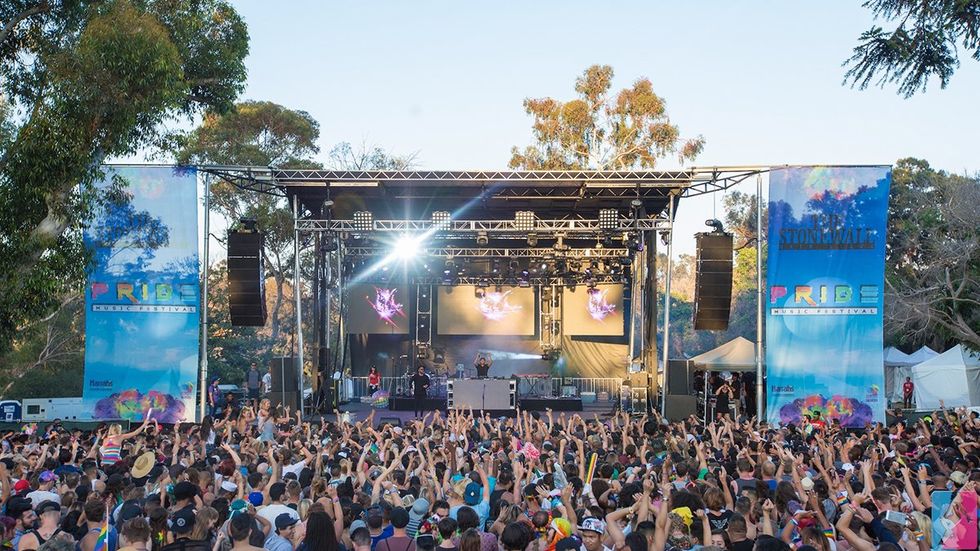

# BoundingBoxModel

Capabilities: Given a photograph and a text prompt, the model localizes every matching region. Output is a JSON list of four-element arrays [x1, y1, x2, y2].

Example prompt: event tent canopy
[[884, 347, 915, 366], [689, 336, 758, 371], [912, 345, 980, 411], [907, 346, 939, 364]]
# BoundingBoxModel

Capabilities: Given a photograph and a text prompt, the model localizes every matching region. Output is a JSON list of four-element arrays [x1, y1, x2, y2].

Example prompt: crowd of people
[[2, 400, 979, 551]]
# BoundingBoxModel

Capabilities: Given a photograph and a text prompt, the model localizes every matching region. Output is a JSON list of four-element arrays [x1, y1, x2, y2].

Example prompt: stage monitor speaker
[[228, 230, 266, 326], [664, 394, 697, 420], [693, 232, 733, 331], [667, 359, 693, 395]]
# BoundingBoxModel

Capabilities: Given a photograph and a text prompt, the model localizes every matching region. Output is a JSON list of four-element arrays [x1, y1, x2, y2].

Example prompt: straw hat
[[131, 451, 156, 479]]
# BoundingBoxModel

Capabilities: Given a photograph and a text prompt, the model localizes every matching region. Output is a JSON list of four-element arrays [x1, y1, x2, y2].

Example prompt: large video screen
[[562, 284, 625, 336], [437, 286, 535, 336], [346, 285, 410, 335]]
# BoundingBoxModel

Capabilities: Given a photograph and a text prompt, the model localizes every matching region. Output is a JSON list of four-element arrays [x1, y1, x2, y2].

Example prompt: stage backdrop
[[437, 286, 535, 336], [83, 166, 200, 423], [766, 166, 891, 428], [346, 284, 410, 335], [562, 284, 625, 336]]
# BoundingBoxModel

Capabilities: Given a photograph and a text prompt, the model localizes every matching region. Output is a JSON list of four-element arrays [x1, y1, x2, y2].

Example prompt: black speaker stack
[[228, 230, 266, 327], [269, 357, 299, 410], [693, 232, 733, 331]]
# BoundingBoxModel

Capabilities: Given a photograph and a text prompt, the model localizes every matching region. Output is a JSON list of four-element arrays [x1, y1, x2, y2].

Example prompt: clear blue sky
[[231, 0, 979, 256]]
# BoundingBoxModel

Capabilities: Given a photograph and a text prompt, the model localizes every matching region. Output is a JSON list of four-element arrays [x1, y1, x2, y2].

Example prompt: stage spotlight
[[527, 233, 538, 247], [515, 211, 536, 231], [432, 210, 451, 228], [598, 209, 619, 230], [625, 233, 643, 252], [353, 211, 373, 231], [492, 259, 500, 274], [476, 230, 489, 246], [392, 234, 420, 261], [601, 235, 616, 249], [705, 218, 725, 233], [519, 269, 530, 287]]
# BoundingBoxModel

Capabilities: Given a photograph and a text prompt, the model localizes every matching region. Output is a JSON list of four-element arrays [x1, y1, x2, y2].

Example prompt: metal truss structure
[[199, 165, 772, 200], [296, 218, 669, 234], [342, 246, 631, 259]]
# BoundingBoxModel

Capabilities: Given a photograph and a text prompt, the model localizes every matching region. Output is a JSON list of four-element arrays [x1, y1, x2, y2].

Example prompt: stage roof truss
[[340, 246, 632, 259], [294, 217, 670, 234]]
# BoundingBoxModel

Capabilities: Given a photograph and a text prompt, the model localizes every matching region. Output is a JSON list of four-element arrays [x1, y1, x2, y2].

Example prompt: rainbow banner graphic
[[82, 166, 200, 423], [765, 166, 891, 428]]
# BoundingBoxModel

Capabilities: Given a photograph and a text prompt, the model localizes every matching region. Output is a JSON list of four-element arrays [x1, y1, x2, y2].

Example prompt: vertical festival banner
[[83, 166, 200, 423], [766, 166, 891, 428]]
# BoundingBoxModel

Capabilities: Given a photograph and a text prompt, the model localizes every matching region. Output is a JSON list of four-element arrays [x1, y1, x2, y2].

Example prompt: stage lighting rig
[[515, 211, 536, 231], [705, 219, 725, 233], [476, 230, 489, 246], [432, 210, 451, 228], [598, 209, 619, 230], [625, 232, 643, 252], [518, 268, 530, 287], [353, 211, 373, 231]]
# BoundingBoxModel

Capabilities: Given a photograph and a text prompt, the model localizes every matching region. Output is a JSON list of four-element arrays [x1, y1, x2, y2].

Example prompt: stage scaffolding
[[197, 167, 770, 417]]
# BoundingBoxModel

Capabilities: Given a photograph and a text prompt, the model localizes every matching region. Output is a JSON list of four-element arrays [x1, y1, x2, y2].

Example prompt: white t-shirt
[[26, 489, 60, 507], [262, 373, 272, 393], [281, 459, 307, 478], [257, 503, 299, 524]]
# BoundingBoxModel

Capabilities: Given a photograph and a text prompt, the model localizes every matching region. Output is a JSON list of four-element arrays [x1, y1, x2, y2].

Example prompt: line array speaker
[[693, 232, 733, 331], [228, 230, 266, 326]]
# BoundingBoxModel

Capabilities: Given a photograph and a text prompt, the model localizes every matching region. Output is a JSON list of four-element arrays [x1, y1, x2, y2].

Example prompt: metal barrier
[[347, 376, 624, 402]]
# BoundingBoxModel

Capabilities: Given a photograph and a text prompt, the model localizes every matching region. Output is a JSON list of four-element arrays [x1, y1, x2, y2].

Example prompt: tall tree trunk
[[270, 273, 284, 351]]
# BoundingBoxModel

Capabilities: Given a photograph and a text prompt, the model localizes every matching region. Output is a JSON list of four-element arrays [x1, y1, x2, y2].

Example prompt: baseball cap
[[39, 470, 57, 483], [579, 517, 606, 534], [171, 507, 196, 534], [248, 491, 264, 507], [464, 482, 481, 506], [12, 480, 29, 493], [349, 519, 367, 536], [950, 471, 968, 486], [36, 501, 61, 515], [410, 498, 430, 523], [275, 513, 299, 531], [800, 477, 814, 492]]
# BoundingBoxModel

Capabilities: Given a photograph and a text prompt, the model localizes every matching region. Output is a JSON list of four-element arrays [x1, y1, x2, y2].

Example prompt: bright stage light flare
[[393, 234, 421, 261]]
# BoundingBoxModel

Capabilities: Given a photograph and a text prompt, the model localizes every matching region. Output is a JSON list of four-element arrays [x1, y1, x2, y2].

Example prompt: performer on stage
[[714, 377, 734, 420], [474, 352, 493, 378], [368, 365, 381, 394], [411, 365, 430, 418]]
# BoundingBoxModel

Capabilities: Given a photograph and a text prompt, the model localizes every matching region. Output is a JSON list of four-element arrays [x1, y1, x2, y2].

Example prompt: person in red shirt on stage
[[368, 365, 381, 394], [903, 376, 914, 409]]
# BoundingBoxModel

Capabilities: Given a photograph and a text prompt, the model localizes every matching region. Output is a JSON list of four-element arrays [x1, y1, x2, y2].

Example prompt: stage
[[387, 395, 584, 413]]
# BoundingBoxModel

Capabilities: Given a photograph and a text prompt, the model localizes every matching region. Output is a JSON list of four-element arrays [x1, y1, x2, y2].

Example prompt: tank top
[[30, 528, 61, 546], [101, 438, 122, 466]]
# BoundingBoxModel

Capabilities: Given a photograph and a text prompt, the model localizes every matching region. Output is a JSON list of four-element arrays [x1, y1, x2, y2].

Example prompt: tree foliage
[[0, 0, 248, 355], [510, 65, 704, 170], [884, 158, 980, 350], [845, 0, 980, 96], [178, 100, 321, 354]]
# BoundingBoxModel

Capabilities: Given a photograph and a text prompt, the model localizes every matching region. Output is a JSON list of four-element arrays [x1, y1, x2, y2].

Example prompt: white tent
[[908, 345, 939, 364], [911, 345, 980, 410], [689, 336, 758, 371], [883, 347, 915, 403]]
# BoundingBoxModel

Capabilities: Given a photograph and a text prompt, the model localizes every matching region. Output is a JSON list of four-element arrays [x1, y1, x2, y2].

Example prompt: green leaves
[[510, 64, 703, 170], [845, 0, 978, 96]]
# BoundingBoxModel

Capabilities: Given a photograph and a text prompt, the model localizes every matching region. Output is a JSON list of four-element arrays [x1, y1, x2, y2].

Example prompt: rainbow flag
[[94, 505, 109, 551], [823, 528, 834, 538]]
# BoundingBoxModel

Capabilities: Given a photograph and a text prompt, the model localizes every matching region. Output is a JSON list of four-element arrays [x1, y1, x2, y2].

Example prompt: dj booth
[[388, 377, 582, 413]]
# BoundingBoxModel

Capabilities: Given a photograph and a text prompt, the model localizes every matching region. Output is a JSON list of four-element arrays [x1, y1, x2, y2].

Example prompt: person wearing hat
[[5, 497, 35, 550], [161, 507, 208, 551], [577, 518, 609, 551], [25, 471, 59, 508], [15, 501, 61, 551], [447, 462, 491, 529], [406, 498, 429, 538], [264, 514, 299, 551]]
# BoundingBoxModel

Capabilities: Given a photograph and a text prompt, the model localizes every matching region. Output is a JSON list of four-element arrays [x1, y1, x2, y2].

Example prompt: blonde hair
[[297, 499, 313, 521], [190, 507, 218, 541], [108, 424, 123, 437], [911, 512, 931, 548]]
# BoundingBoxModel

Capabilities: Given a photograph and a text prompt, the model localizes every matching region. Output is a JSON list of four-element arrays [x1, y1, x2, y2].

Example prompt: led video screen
[[562, 284, 625, 336], [346, 285, 410, 335], [437, 286, 535, 336]]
